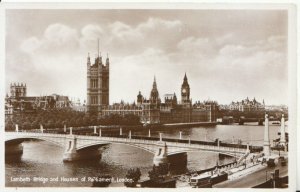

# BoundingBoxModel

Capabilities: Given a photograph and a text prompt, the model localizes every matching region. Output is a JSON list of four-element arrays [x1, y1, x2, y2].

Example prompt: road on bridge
[[213, 163, 288, 188]]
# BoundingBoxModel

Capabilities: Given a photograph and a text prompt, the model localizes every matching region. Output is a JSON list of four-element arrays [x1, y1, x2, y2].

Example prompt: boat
[[189, 170, 228, 188], [189, 172, 212, 188]]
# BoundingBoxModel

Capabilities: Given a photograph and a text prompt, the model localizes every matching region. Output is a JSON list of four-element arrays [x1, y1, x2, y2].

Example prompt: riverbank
[[90, 121, 217, 133], [161, 122, 217, 128]]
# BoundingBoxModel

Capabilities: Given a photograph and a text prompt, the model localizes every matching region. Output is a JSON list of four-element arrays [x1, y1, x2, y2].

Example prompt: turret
[[106, 53, 110, 67], [172, 92, 178, 105], [150, 76, 160, 104], [87, 53, 91, 67], [137, 91, 143, 105]]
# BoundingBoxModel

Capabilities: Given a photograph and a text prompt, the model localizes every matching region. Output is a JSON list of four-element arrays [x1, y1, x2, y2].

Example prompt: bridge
[[5, 129, 252, 166], [6, 113, 286, 167], [238, 117, 288, 125]]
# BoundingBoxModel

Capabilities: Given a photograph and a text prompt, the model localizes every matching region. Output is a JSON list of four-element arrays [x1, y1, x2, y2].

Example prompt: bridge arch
[[5, 137, 65, 148], [167, 148, 241, 158], [76, 141, 156, 154]]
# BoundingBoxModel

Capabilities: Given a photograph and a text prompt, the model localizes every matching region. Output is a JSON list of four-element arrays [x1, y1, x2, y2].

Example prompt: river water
[[5, 124, 281, 187]]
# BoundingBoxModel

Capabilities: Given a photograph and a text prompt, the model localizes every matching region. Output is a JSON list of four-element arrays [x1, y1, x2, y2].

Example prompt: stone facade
[[102, 74, 217, 124], [228, 97, 265, 112], [5, 84, 70, 115], [86, 42, 109, 115]]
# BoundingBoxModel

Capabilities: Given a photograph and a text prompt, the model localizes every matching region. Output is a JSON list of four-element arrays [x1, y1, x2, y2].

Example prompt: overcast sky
[[5, 9, 288, 105]]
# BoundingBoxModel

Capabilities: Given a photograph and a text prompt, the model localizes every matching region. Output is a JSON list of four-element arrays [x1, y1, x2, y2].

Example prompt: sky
[[5, 9, 288, 105]]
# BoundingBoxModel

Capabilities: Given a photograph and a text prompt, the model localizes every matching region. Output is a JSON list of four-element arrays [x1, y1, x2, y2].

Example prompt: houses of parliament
[[86, 47, 217, 124]]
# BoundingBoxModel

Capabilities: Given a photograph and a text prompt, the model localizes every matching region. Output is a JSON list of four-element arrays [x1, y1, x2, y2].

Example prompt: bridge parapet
[[5, 131, 249, 162]]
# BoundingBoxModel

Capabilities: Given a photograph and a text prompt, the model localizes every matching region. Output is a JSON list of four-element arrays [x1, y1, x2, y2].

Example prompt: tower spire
[[152, 75, 157, 89], [106, 53, 110, 66], [97, 38, 100, 58]]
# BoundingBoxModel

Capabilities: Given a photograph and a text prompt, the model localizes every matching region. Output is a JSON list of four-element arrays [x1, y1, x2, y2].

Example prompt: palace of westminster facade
[[4, 48, 217, 124], [86, 51, 217, 124]]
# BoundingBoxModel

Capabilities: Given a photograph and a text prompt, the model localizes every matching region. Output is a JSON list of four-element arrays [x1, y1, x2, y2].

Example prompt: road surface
[[213, 163, 288, 188]]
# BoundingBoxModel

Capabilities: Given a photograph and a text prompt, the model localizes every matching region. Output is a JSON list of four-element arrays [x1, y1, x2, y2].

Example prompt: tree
[[124, 168, 141, 187]]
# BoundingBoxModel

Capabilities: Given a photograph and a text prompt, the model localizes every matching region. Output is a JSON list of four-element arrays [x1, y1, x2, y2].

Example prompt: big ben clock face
[[182, 88, 186, 93]]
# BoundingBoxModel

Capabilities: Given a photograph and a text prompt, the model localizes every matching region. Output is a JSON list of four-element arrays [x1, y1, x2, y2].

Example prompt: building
[[10, 83, 27, 98], [102, 73, 217, 124], [102, 77, 161, 124], [5, 83, 71, 115], [86, 40, 109, 115], [84, 47, 216, 124], [70, 98, 87, 112], [228, 97, 265, 112]]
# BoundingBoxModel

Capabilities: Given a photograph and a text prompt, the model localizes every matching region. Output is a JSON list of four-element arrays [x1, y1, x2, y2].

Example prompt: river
[[5, 123, 281, 187]]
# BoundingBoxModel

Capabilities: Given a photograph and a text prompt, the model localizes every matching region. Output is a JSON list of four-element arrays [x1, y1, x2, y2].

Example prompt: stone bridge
[[5, 131, 248, 166]]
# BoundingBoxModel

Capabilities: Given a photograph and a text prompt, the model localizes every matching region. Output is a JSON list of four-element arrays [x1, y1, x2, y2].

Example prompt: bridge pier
[[153, 142, 168, 166], [63, 136, 102, 162], [63, 136, 78, 162], [5, 143, 23, 158], [153, 142, 187, 168]]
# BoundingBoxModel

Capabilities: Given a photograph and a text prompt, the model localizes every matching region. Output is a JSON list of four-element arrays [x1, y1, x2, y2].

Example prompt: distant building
[[10, 83, 27, 98], [265, 105, 288, 111], [228, 97, 265, 112], [102, 74, 217, 124], [103, 77, 161, 124], [5, 83, 71, 115], [71, 98, 87, 112]]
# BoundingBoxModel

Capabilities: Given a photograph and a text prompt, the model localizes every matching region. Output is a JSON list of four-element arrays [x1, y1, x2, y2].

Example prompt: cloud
[[21, 23, 79, 55], [9, 14, 287, 105]]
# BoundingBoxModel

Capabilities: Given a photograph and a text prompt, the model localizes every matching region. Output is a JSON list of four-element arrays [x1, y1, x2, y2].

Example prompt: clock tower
[[181, 73, 190, 104]]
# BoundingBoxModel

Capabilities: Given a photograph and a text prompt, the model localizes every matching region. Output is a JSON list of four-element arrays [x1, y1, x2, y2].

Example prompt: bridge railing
[[5, 131, 262, 152]]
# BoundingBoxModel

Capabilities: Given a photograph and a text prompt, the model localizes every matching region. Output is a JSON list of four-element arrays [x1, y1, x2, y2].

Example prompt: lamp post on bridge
[[159, 133, 162, 142], [263, 114, 271, 156], [94, 126, 97, 134], [120, 127, 123, 136], [99, 128, 102, 137], [15, 124, 19, 132], [40, 124, 44, 133], [179, 131, 182, 140], [70, 127, 73, 135], [280, 114, 286, 151], [64, 124, 66, 133], [148, 129, 151, 137], [129, 130, 132, 139]]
